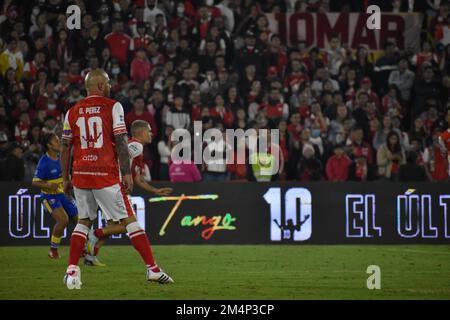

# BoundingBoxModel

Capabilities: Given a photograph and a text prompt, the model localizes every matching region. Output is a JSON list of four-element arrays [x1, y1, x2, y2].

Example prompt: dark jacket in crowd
[[0, 154, 25, 181], [398, 163, 427, 182]]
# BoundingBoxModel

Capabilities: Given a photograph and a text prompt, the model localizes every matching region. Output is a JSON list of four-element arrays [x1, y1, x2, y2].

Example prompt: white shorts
[[73, 183, 135, 222]]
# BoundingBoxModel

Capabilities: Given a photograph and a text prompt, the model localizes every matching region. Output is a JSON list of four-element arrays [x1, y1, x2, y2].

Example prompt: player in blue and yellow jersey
[[32, 133, 78, 259]]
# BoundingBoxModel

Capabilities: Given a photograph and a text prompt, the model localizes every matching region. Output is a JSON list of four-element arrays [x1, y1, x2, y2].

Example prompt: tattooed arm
[[114, 133, 133, 193]]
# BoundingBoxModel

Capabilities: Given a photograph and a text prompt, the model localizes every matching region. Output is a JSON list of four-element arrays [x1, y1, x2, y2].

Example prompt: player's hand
[[63, 180, 73, 197], [154, 187, 173, 196], [122, 174, 134, 194]]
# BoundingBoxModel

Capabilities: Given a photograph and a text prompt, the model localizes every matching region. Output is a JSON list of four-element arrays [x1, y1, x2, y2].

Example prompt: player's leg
[[44, 197, 69, 259], [84, 219, 119, 267], [121, 215, 173, 284], [87, 219, 127, 256], [93, 183, 173, 283], [64, 188, 97, 289], [88, 219, 126, 254]]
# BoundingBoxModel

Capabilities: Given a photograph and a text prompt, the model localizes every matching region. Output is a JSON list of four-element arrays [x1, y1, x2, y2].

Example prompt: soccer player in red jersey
[[438, 108, 450, 178], [86, 120, 172, 263], [61, 69, 173, 289]]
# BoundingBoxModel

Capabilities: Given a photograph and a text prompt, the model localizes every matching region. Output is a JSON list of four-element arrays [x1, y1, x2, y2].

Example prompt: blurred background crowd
[[0, 0, 449, 182]]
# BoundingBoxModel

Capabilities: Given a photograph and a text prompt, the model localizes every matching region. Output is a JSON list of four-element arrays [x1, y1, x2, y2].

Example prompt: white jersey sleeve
[[128, 141, 143, 159], [112, 102, 127, 136]]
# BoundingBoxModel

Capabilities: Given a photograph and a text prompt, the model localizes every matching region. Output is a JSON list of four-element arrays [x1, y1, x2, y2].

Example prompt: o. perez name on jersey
[[79, 106, 101, 115]]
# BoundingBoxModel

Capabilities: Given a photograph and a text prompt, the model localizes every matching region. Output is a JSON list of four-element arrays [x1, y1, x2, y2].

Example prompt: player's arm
[[115, 132, 133, 193], [61, 138, 73, 195], [112, 102, 133, 193], [133, 172, 172, 195], [61, 110, 74, 196]]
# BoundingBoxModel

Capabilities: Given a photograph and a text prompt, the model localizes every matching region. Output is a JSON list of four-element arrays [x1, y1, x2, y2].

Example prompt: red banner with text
[[267, 12, 423, 51]]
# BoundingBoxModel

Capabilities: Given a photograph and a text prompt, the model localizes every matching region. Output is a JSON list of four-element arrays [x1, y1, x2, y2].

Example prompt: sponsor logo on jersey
[[82, 154, 98, 161]]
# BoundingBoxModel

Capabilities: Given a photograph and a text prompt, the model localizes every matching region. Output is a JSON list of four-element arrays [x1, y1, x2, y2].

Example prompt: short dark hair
[[41, 132, 57, 151], [134, 95, 145, 102]]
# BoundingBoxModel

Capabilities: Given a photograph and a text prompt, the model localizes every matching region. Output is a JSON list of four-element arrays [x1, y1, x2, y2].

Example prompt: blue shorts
[[41, 194, 78, 218]]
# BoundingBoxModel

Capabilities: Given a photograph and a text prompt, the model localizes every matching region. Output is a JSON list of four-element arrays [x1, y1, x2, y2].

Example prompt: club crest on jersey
[[49, 199, 56, 204]]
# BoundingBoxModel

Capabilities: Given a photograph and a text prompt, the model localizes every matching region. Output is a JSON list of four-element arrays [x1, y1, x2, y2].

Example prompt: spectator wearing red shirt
[[133, 22, 152, 50], [287, 112, 302, 143], [424, 129, 449, 181], [67, 61, 83, 85], [35, 82, 62, 119], [209, 94, 234, 128], [428, 3, 450, 43], [23, 51, 46, 81], [125, 96, 157, 136], [189, 89, 203, 122], [104, 20, 132, 65], [259, 88, 289, 121], [284, 59, 309, 94], [266, 34, 288, 74], [12, 97, 35, 123], [346, 126, 374, 164], [194, 5, 213, 40], [326, 144, 352, 181], [359, 77, 380, 110], [348, 151, 377, 181], [130, 48, 152, 84]]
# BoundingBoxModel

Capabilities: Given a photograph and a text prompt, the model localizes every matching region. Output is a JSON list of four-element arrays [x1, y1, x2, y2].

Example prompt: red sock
[[129, 230, 159, 272], [94, 244, 100, 256], [68, 227, 88, 266], [94, 229, 104, 239]]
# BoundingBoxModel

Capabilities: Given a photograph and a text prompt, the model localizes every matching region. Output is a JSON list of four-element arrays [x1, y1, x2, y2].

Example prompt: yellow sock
[[51, 235, 61, 249]]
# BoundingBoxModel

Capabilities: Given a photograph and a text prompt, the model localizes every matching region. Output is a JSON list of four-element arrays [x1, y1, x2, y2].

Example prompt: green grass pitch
[[0, 245, 449, 299]]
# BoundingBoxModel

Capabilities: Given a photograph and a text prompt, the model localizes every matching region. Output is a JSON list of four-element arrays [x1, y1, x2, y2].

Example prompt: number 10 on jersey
[[76, 116, 103, 149]]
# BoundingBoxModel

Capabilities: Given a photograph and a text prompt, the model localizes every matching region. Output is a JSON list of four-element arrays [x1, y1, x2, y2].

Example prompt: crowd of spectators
[[0, 0, 449, 182]]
